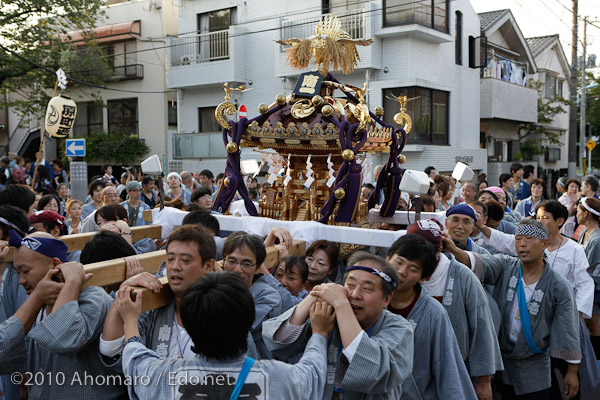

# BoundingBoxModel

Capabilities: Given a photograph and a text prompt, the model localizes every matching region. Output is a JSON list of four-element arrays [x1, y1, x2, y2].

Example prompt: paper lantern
[[45, 95, 77, 138]]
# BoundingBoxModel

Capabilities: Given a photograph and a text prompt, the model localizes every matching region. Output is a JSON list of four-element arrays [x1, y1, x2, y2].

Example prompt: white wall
[[170, 0, 486, 176]]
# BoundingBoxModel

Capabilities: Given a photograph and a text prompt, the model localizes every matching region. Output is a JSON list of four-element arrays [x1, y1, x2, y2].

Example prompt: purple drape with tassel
[[318, 73, 411, 223], [212, 106, 284, 216], [367, 110, 408, 216], [318, 119, 368, 223]]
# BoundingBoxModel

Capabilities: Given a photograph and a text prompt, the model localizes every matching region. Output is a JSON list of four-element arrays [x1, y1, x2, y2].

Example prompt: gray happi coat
[[432, 254, 503, 378], [473, 253, 581, 395], [24, 287, 126, 399], [400, 289, 477, 400], [1, 264, 28, 400], [249, 274, 283, 359], [262, 306, 414, 399], [104, 299, 259, 370], [123, 334, 329, 400], [579, 228, 600, 295], [0, 316, 26, 374]]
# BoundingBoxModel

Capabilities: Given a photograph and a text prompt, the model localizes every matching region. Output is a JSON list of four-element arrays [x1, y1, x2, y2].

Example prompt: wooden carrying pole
[[3, 224, 163, 263], [130, 277, 171, 313], [81, 250, 167, 289], [82, 240, 307, 312]]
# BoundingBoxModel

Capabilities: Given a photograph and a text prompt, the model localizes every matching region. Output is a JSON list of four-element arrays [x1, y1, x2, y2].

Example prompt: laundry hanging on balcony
[[483, 55, 528, 86]]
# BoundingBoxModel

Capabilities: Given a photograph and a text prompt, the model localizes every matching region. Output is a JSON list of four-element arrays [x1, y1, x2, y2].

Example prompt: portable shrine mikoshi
[[211, 15, 413, 227]]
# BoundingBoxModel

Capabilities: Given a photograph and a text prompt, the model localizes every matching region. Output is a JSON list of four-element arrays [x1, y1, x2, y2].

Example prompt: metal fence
[[112, 64, 144, 80], [170, 29, 230, 67]]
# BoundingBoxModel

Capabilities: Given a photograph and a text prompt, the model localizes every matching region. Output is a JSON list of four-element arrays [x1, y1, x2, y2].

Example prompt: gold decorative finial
[[386, 94, 419, 134], [276, 15, 373, 76], [215, 83, 253, 130], [346, 82, 369, 104], [219, 82, 251, 102]]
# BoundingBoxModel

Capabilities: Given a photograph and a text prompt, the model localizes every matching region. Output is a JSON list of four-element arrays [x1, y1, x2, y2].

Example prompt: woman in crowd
[[56, 183, 69, 217], [514, 178, 546, 219], [498, 173, 514, 209], [559, 178, 581, 237], [81, 180, 105, 221], [51, 158, 68, 188], [96, 204, 156, 254], [304, 239, 339, 292], [38, 194, 61, 214], [576, 196, 600, 361], [555, 176, 567, 199], [273, 255, 309, 298], [66, 199, 83, 234], [437, 179, 454, 211], [34, 165, 54, 194], [95, 204, 129, 227], [487, 186, 520, 224], [12, 156, 26, 184]]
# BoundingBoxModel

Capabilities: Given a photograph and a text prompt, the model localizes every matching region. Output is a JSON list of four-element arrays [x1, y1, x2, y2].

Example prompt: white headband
[[581, 197, 600, 217], [167, 172, 182, 181]]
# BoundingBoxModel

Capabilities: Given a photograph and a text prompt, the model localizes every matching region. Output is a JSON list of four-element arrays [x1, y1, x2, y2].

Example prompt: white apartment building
[[166, 0, 487, 178]]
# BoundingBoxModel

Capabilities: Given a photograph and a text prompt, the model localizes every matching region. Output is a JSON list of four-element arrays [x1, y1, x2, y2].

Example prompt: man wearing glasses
[[445, 204, 491, 256], [81, 186, 122, 233], [100, 225, 259, 364], [222, 232, 283, 359]]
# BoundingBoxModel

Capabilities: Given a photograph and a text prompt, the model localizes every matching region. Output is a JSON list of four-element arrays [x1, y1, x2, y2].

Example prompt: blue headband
[[446, 204, 478, 222], [346, 265, 398, 290], [9, 230, 68, 262]]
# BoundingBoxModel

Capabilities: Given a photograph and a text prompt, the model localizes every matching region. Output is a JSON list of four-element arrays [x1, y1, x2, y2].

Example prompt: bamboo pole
[[31, 80, 59, 190]]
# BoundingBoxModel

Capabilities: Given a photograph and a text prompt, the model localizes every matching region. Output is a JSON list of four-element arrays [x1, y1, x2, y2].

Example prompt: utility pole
[[568, 0, 578, 178], [581, 16, 588, 172]]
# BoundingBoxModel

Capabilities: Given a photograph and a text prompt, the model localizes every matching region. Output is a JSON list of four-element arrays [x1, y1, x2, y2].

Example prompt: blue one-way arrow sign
[[66, 139, 86, 157]]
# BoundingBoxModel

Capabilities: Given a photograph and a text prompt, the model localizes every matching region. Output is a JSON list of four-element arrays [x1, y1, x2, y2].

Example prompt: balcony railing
[[482, 53, 530, 87], [111, 64, 144, 80], [281, 9, 366, 44], [170, 29, 229, 67], [9, 115, 41, 154], [384, 0, 448, 33]]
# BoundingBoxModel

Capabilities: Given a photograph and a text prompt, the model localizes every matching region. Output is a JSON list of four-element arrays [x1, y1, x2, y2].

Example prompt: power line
[[1, 0, 457, 81], [507, 0, 562, 37], [551, 0, 574, 15], [536, 0, 574, 32], [0, 43, 175, 94], [70, 0, 457, 62]]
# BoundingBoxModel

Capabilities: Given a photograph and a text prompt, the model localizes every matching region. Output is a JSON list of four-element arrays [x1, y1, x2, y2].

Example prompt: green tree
[[517, 80, 570, 161], [86, 129, 150, 165], [587, 74, 600, 137], [0, 0, 111, 116]]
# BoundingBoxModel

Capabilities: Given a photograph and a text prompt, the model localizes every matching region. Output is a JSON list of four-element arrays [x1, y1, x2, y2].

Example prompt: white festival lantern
[[45, 95, 77, 138]]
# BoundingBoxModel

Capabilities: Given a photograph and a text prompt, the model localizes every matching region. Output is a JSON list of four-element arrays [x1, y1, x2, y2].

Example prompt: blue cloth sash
[[229, 357, 255, 400], [516, 263, 548, 354]]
